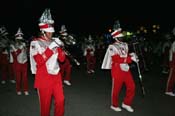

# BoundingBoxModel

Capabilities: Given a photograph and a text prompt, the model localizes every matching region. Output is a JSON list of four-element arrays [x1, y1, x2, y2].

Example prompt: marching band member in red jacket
[[29, 9, 65, 116], [84, 35, 96, 74], [101, 20, 138, 112], [11, 28, 29, 95], [59, 25, 72, 86]]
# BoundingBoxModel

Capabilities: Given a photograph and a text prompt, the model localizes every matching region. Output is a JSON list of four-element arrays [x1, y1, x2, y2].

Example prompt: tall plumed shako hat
[[0, 26, 9, 48], [59, 25, 68, 36], [0, 26, 8, 37], [85, 34, 94, 44], [87, 34, 93, 42], [111, 20, 124, 39], [38, 8, 55, 33], [15, 27, 24, 40]]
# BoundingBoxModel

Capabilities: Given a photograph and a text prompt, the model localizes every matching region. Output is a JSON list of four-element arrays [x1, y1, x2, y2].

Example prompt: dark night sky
[[0, 0, 174, 38]]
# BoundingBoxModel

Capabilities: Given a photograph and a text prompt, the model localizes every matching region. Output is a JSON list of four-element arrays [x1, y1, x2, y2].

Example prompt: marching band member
[[165, 30, 175, 96], [0, 47, 10, 84], [59, 25, 72, 86], [161, 33, 172, 74], [11, 27, 29, 95], [29, 9, 65, 116], [0, 26, 16, 84], [84, 35, 96, 74], [101, 20, 138, 112]]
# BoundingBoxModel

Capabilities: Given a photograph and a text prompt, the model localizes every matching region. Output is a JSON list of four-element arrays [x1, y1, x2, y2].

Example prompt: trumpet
[[53, 36, 80, 66], [62, 47, 80, 66]]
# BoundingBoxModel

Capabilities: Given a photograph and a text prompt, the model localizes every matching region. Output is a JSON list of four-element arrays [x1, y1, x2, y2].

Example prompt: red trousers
[[166, 68, 175, 92], [86, 55, 96, 71], [111, 65, 135, 107], [37, 77, 65, 116], [1, 64, 8, 81], [1, 63, 15, 81], [60, 58, 71, 81], [15, 62, 28, 92]]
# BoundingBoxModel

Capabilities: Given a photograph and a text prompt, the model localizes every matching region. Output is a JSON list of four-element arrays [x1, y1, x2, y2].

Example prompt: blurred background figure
[[101, 20, 137, 112], [83, 34, 96, 74], [0, 26, 16, 84], [161, 33, 172, 74], [165, 27, 175, 96], [11, 27, 29, 95], [59, 25, 72, 86]]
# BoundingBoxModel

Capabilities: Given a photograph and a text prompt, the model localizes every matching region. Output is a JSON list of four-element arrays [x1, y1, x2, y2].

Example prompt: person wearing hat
[[161, 33, 172, 74], [11, 27, 29, 95], [29, 8, 65, 116], [165, 29, 175, 96], [101, 20, 138, 112], [83, 34, 96, 74], [0, 26, 16, 84], [0, 48, 16, 85], [59, 25, 72, 86]]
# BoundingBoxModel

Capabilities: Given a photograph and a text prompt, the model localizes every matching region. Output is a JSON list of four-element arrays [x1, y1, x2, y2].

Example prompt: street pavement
[[0, 62, 175, 116]]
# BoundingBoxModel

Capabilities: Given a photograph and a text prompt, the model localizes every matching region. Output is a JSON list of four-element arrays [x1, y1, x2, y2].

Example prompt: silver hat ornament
[[111, 20, 124, 39], [0, 26, 9, 48], [39, 8, 54, 24], [15, 27, 24, 40], [60, 25, 67, 32], [113, 20, 121, 30], [38, 8, 55, 32], [15, 27, 23, 36]]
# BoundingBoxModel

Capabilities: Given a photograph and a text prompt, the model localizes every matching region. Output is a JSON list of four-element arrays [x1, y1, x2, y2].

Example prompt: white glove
[[130, 52, 139, 62], [49, 41, 59, 49], [131, 56, 138, 62], [52, 37, 64, 47], [90, 51, 94, 56], [130, 52, 136, 56]]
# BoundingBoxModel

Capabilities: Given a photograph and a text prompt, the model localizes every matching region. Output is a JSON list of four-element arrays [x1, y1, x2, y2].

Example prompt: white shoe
[[122, 103, 134, 112], [17, 91, 22, 95], [165, 92, 175, 96], [10, 80, 16, 84], [91, 70, 95, 73], [110, 106, 122, 112], [64, 80, 71, 86], [1, 80, 6, 84], [24, 91, 29, 96], [87, 70, 91, 74]]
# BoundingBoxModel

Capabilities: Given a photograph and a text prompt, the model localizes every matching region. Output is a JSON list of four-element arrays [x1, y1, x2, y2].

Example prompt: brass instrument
[[53, 35, 80, 66], [62, 47, 80, 66]]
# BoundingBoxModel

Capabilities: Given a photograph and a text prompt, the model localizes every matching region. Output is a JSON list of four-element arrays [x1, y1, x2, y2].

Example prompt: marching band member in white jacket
[[29, 9, 65, 116], [11, 27, 29, 95], [101, 20, 138, 112]]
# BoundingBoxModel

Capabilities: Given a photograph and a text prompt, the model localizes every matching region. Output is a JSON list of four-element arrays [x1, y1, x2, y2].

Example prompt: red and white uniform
[[12, 42, 28, 92], [30, 37, 65, 116], [166, 41, 175, 92], [0, 49, 9, 81], [84, 44, 96, 73], [101, 41, 135, 107], [60, 56, 71, 82]]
